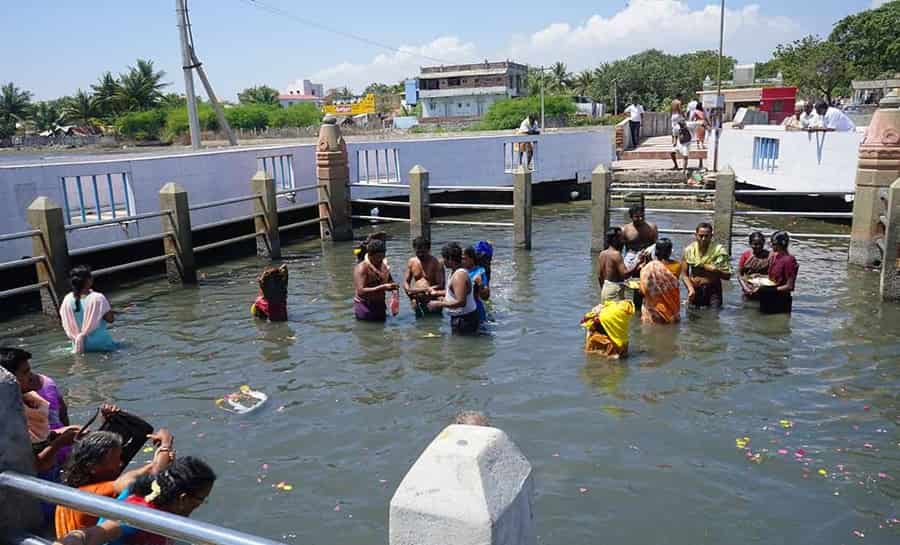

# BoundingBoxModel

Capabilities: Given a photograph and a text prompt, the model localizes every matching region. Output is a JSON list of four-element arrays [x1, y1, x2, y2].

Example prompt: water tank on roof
[[734, 64, 755, 86]]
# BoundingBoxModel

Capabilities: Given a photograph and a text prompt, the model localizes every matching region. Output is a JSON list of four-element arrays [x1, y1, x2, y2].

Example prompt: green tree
[[571, 70, 596, 98], [116, 59, 168, 111], [164, 103, 218, 139], [159, 93, 186, 109], [829, 0, 900, 78], [116, 109, 167, 140], [31, 100, 64, 132], [91, 72, 121, 119], [524, 67, 550, 96], [773, 35, 850, 102], [62, 89, 101, 130], [225, 104, 274, 129], [238, 85, 279, 105], [0, 82, 33, 138], [268, 103, 320, 127], [550, 62, 571, 92], [481, 95, 575, 130]]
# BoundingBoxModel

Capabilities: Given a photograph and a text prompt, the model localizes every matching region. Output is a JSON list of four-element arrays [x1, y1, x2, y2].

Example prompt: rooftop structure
[[418, 60, 527, 120], [279, 79, 325, 107]]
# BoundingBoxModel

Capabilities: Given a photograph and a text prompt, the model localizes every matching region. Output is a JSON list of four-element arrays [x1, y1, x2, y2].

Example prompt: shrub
[[164, 104, 219, 139], [116, 109, 167, 141], [267, 103, 320, 128], [225, 104, 275, 130], [481, 95, 576, 130]]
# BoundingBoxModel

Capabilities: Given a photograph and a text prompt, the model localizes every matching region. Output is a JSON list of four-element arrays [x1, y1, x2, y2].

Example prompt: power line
[[237, 0, 455, 65]]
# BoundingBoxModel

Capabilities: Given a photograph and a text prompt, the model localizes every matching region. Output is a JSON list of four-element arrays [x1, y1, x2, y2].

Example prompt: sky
[[1, 0, 887, 101]]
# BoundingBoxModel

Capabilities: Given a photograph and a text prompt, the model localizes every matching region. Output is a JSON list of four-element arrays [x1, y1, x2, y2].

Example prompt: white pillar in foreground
[[389, 425, 535, 545]]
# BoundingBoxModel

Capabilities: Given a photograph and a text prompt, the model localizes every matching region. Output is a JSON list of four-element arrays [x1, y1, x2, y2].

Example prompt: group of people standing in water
[[351, 233, 493, 335], [587, 204, 799, 357]]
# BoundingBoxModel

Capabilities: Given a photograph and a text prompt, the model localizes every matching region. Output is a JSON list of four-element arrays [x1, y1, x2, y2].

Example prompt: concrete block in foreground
[[0, 367, 43, 533], [389, 425, 535, 545]]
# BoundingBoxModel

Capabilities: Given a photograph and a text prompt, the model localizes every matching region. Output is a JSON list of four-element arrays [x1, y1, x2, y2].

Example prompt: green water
[[2, 201, 898, 544]]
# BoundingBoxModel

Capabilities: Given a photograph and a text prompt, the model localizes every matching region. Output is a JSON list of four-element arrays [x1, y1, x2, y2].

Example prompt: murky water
[[3, 201, 898, 545]]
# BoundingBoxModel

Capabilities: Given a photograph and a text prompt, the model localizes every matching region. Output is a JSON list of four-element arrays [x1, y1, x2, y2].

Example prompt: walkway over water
[[2, 202, 897, 544]]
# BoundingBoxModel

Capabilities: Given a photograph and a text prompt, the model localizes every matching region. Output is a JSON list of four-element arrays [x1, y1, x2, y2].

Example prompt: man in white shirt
[[687, 99, 698, 120], [623, 101, 644, 150], [516, 114, 539, 167], [798, 100, 819, 129], [814, 100, 855, 131]]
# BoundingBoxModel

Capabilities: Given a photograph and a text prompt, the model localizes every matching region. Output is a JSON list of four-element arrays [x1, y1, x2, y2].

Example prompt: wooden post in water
[[316, 117, 353, 241], [591, 164, 611, 253], [158, 183, 196, 284], [513, 165, 532, 250], [713, 166, 735, 255], [251, 170, 281, 259], [850, 94, 900, 267], [880, 178, 900, 301], [408, 165, 431, 242], [26, 197, 69, 315]]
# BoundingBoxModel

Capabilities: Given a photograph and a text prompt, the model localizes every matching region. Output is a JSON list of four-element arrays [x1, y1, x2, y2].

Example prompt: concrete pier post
[[880, 178, 900, 300], [850, 94, 900, 267], [389, 424, 535, 545], [251, 170, 281, 259], [591, 164, 611, 253], [26, 197, 70, 315], [0, 368, 43, 533], [408, 165, 431, 242], [158, 183, 196, 284], [316, 117, 353, 241], [713, 166, 736, 256], [513, 166, 532, 250]]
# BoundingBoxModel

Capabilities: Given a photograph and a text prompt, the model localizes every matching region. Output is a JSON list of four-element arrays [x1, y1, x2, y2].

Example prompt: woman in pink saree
[[59, 266, 118, 353]]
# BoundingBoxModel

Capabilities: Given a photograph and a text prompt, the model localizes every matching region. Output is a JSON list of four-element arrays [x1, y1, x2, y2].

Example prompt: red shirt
[[768, 252, 799, 287], [120, 495, 168, 545]]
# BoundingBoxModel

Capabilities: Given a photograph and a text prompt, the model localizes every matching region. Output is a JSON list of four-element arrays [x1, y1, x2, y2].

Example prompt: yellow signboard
[[324, 94, 376, 116]]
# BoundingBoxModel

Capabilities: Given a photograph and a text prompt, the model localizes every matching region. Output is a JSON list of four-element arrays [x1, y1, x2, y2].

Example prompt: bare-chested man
[[622, 204, 658, 271], [403, 236, 446, 316], [353, 239, 398, 321], [597, 227, 641, 304]]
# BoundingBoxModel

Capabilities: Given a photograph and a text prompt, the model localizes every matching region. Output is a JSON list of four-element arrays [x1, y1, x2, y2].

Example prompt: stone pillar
[[26, 197, 69, 315], [159, 183, 196, 284], [850, 94, 900, 267], [0, 368, 43, 534], [316, 117, 353, 241], [591, 164, 611, 253], [880, 178, 900, 300], [389, 424, 535, 545], [513, 166, 532, 250], [251, 170, 281, 259], [713, 165, 736, 256], [409, 165, 431, 242]]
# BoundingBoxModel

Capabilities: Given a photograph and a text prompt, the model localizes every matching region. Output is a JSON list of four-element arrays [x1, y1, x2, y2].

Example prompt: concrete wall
[[0, 367, 43, 533], [714, 126, 863, 193], [0, 128, 615, 261], [421, 94, 504, 118]]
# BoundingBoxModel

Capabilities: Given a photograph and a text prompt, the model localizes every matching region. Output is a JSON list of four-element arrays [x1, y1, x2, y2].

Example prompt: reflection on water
[[1, 201, 898, 545]]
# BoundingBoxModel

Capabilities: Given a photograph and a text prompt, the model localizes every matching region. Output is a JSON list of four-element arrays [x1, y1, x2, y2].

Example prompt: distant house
[[418, 61, 527, 120], [696, 65, 795, 123], [279, 79, 325, 107]]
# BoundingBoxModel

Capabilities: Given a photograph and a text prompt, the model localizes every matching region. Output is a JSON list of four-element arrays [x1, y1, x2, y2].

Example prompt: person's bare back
[[597, 248, 626, 286]]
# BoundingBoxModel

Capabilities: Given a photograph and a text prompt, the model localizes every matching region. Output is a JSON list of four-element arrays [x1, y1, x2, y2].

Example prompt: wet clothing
[[582, 300, 635, 356], [760, 252, 799, 314], [60, 291, 117, 353], [354, 297, 386, 321], [467, 266, 489, 322], [102, 494, 168, 545], [600, 279, 625, 304], [35, 374, 64, 430], [684, 241, 731, 308], [640, 260, 681, 324], [55, 481, 117, 537], [354, 256, 391, 321], [447, 268, 479, 334], [738, 249, 771, 276], [251, 296, 287, 322], [252, 267, 288, 321]]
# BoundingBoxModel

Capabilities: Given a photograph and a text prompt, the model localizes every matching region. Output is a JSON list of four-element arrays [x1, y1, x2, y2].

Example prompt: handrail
[[0, 471, 286, 545], [193, 214, 258, 232], [428, 185, 515, 192], [349, 183, 408, 189], [92, 255, 172, 278], [0, 256, 45, 272], [429, 203, 514, 210], [275, 185, 321, 196], [69, 233, 173, 257], [278, 217, 323, 232], [609, 207, 711, 215], [194, 232, 260, 253], [0, 229, 41, 243], [351, 199, 411, 207], [189, 195, 261, 212], [429, 220, 514, 227], [351, 215, 410, 223], [610, 188, 715, 195], [733, 210, 853, 218], [734, 190, 853, 196], [65, 211, 173, 232], [0, 282, 48, 299]]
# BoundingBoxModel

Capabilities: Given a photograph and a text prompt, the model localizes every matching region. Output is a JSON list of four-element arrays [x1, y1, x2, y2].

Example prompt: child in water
[[251, 265, 289, 322]]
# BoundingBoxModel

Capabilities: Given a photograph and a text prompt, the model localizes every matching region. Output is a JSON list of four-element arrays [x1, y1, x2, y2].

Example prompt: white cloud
[[507, 0, 800, 70], [311, 36, 478, 93], [870, 0, 888, 8]]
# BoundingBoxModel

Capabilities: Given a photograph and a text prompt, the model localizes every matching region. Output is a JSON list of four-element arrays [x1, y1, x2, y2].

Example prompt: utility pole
[[175, 0, 237, 150], [539, 65, 545, 130], [713, 0, 725, 172]]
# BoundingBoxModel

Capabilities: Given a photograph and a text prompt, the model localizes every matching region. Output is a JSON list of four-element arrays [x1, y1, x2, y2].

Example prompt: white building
[[279, 79, 325, 107], [418, 61, 527, 119]]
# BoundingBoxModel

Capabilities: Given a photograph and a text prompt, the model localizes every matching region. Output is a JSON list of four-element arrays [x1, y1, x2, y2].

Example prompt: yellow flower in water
[[779, 419, 793, 429], [818, 468, 828, 477], [735, 437, 750, 449]]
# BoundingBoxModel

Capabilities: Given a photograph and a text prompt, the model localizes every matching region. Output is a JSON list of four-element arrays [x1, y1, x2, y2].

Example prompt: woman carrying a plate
[[737, 232, 772, 300], [755, 231, 799, 314]]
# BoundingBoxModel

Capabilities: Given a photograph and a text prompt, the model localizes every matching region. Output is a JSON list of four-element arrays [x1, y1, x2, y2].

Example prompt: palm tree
[[31, 101, 64, 132], [62, 90, 100, 131], [91, 72, 121, 118], [116, 59, 168, 111], [237, 85, 279, 105], [159, 93, 186, 109], [525, 67, 549, 96], [550, 62, 570, 92], [0, 82, 33, 137], [572, 70, 595, 98]]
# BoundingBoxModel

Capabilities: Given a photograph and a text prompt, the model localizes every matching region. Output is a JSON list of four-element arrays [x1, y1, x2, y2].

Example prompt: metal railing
[[0, 471, 286, 545], [189, 193, 273, 254], [0, 230, 51, 301], [349, 183, 412, 225]]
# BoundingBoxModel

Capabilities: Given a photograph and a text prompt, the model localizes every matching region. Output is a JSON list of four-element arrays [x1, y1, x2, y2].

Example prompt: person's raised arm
[[403, 259, 415, 296], [35, 426, 80, 473], [681, 256, 696, 301], [112, 428, 174, 494]]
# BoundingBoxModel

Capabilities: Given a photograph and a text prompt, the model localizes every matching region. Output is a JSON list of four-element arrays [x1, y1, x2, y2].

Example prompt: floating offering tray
[[216, 385, 268, 414]]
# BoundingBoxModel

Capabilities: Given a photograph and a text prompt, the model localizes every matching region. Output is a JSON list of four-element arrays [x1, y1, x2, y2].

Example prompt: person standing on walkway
[[516, 113, 540, 168], [682, 222, 732, 308], [428, 242, 480, 335], [623, 99, 644, 150], [694, 103, 709, 148]]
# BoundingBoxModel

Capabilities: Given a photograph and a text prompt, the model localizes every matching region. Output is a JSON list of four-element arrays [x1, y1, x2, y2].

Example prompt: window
[[258, 154, 295, 191], [752, 137, 779, 173], [458, 103, 463, 109], [447, 77, 461, 87], [61, 173, 134, 225], [356, 148, 402, 185]]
